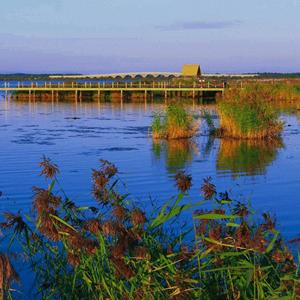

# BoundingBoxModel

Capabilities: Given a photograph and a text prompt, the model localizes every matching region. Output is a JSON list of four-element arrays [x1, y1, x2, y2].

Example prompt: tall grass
[[1, 158, 299, 299], [217, 84, 283, 139], [152, 103, 198, 139]]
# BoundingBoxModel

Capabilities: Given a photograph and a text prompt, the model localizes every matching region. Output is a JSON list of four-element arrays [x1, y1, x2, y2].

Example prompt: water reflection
[[217, 138, 284, 176], [152, 139, 199, 173]]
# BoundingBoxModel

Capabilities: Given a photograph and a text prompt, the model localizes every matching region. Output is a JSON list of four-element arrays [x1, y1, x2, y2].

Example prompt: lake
[[0, 97, 300, 245]]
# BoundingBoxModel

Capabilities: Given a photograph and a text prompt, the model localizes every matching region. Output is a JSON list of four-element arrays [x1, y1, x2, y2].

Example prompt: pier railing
[[0, 80, 225, 90]]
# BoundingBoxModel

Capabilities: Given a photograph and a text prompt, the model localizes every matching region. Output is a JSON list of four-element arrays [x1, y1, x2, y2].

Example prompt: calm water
[[0, 98, 300, 244]]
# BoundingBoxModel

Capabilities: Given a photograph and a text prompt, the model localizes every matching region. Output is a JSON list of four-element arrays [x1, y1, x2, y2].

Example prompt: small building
[[182, 64, 201, 77]]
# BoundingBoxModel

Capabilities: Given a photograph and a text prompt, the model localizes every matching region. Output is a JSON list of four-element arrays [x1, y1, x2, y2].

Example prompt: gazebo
[[182, 64, 201, 77]]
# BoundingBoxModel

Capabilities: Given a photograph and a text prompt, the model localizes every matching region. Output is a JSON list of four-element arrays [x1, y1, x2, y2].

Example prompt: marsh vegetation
[[152, 103, 198, 139], [214, 84, 284, 139], [1, 158, 299, 299]]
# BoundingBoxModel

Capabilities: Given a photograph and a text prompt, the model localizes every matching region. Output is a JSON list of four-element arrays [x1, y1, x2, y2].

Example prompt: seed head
[[39, 156, 59, 179], [201, 177, 216, 200], [131, 209, 146, 227], [175, 171, 192, 193]]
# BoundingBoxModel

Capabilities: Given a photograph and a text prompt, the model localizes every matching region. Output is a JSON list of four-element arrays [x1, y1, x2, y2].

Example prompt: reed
[[1, 158, 299, 299], [152, 103, 198, 139], [217, 84, 283, 139]]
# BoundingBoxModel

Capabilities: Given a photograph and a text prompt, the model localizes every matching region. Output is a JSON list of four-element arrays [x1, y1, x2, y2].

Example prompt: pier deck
[[0, 81, 225, 100]]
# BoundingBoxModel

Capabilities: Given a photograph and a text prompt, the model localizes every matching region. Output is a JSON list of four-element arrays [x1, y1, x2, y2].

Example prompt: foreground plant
[[216, 84, 284, 139], [1, 158, 299, 299], [152, 103, 198, 139]]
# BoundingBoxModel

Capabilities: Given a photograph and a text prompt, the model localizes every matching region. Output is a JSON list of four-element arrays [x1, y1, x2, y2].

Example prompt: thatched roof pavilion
[[182, 64, 201, 77]]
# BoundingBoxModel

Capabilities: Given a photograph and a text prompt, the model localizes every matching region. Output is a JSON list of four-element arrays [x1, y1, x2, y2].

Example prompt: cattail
[[84, 219, 102, 235], [112, 258, 134, 279], [67, 252, 80, 266], [233, 202, 249, 217], [0, 254, 19, 294], [200, 177, 216, 200], [39, 156, 59, 179], [175, 171, 192, 193], [131, 209, 146, 227], [32, 187, 61, 215], [235, 223, 251, 248], [251, 228, 267, 252], [111, 242, 125, 258], [133, 246, 149, 260], [262, 213, 276, 231], [92, 170, 109, 191], [1, 212, 27, 234], [102, 220, 118, 237], [100, 159, 118, 177], [112, 205, 126, 221]]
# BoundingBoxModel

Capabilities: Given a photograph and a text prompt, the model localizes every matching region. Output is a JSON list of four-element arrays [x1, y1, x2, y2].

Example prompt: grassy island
[[216, 84, 284, 139], [152, 103, 198, 139]]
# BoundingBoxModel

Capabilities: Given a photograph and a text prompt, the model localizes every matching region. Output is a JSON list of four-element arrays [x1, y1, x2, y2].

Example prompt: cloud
[[157, 20, 242, 31]]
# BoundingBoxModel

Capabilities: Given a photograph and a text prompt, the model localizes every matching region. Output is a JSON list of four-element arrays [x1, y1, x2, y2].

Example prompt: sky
[[0, 0, 299, 74]]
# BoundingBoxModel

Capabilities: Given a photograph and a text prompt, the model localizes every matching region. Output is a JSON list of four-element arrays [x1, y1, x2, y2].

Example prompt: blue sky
[[0, 0, 299, 73]]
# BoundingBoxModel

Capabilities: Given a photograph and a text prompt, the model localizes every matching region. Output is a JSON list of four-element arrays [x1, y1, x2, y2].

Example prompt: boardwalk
[[0, 81, 225, 101]]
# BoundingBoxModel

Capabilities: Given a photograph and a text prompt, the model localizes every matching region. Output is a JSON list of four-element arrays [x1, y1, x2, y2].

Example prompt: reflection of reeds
[[153, 139, 199, 171], [217, 138, 283, 175]]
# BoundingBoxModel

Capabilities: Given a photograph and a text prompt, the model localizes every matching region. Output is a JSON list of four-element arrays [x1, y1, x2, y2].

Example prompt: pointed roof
[[182, 64, 201, 77]]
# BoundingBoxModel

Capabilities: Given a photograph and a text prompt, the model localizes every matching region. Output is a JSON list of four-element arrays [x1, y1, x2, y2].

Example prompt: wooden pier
[[0, 81, 225, 102]]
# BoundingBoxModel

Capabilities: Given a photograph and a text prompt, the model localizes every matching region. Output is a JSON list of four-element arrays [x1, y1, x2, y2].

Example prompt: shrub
[[1, 158, 299, 299], [217, 84, 283, 139], [152, 103, 198, 139]]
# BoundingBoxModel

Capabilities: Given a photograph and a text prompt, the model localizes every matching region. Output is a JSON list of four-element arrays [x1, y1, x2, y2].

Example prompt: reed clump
[[0, 158, 299, 299], [152, 103, 198, 139], [217, 84, 284, 139]]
